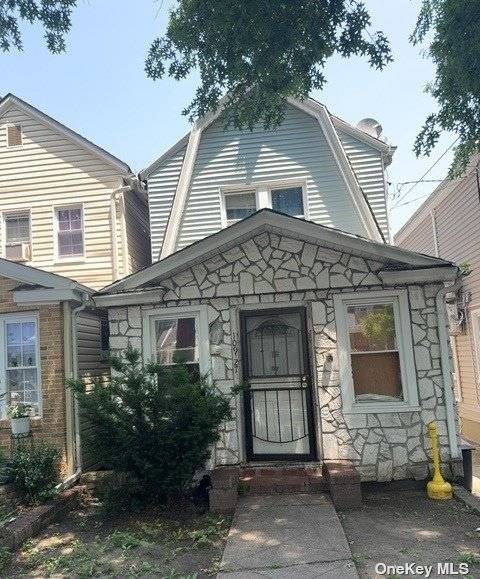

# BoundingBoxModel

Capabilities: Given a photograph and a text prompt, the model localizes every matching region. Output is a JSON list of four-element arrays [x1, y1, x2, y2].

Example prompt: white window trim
[[470, 307, 480, 391], [142, 305, 211, 379], [333, 289, 419, 414], [1, 208, 32, 260], [220, 178, 309, 228], [5, 123, 23, 149], [0, 312, 42, 419], [53, 203, 86, 263]]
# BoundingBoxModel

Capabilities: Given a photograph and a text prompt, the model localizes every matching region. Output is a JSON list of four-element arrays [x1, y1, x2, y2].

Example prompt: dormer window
[[6, 124, 23, 148]]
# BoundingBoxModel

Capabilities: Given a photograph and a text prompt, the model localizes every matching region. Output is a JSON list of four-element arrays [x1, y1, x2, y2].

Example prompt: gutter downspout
[[60, 293, 90, 490], [435, 279, 463, 459]]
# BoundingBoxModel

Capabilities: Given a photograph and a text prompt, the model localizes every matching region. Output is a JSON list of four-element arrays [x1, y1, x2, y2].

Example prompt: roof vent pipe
[[357, 118, 383, 139]]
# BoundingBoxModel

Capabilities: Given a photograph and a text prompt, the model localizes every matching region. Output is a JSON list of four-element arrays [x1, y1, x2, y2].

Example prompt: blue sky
[[1, 0, 455, 234]]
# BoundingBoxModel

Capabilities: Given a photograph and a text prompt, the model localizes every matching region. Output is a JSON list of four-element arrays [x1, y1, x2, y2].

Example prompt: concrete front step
[[239, 464, 326, 495]]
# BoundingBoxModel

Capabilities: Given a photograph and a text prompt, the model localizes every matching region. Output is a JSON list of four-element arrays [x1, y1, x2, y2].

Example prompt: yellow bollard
[[427, 422, 452, 500]]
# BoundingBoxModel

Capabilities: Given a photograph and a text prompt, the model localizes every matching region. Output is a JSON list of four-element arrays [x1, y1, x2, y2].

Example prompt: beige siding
[[396, 171, 480, 441], [396, 213, 436, 256], [0, 104, 148, 290]]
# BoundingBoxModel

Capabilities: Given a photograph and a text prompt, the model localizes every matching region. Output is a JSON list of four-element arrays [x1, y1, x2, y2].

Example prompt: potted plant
[[7, 401, 32, 436]]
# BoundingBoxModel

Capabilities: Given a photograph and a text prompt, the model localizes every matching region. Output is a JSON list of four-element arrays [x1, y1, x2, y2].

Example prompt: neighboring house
[[0, 93, 150, 291], [142, 98, 395, 261], [0, 258, 106, 477], [96, 208, 462, 483], [395, 161, 480, 444]]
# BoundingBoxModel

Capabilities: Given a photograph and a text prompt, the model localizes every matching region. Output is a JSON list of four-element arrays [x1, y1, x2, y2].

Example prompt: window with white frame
[[55, 206, 84, 258], [0, 315, 41, 418], [224, 191, 257, 226], [221, 182, 306, 228], [146, 306, 210, 380], [470, 308, 480, 392], [271, 186, 304, 218], [334, 290, 419, 413], [6, 124, 22, 148], [4, 212, 31, 261]]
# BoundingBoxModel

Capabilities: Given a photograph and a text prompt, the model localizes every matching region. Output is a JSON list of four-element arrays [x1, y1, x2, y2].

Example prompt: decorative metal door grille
[[241, 308, 316, 461]]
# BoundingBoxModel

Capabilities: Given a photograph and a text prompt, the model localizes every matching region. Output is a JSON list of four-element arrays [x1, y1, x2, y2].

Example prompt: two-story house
[[0, 94, 150, 478], [96, 98, 463, 487], [0, 93, 150, 290], [395, 160, 480, 445]]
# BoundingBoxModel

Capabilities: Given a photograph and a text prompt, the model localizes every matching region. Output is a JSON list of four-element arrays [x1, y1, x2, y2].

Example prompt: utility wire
[[390, 137, 459, 209]]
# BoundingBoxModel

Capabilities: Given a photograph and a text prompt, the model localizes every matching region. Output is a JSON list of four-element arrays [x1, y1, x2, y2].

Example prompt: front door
[[241, 308, 316, 461]]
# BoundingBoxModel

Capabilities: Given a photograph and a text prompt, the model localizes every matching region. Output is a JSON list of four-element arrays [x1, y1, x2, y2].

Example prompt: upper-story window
[[6, 124, 23, 148], [271, 186, 304, 218], [221, 181, 307, 228], [4, 212, 31, 262], [224, 191, 257, 226], [55, 206, 84, 259]]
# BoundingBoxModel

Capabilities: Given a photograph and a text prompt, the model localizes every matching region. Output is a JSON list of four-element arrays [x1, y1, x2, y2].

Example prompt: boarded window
[[346, 303, 402, 402], [7, 125, 22, 147]]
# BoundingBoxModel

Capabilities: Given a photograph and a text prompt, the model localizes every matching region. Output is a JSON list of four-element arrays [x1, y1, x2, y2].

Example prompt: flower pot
[[10, 416, 30, 436]]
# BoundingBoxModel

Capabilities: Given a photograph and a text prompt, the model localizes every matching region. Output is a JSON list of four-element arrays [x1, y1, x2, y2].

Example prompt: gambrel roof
[[140, 97, 396, 256]]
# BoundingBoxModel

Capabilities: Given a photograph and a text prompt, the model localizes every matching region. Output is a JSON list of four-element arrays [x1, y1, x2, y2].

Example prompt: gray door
[[241, 308, 316, 461]]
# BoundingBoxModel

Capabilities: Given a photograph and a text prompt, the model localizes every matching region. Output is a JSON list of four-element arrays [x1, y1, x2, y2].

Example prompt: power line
[[390, 192, 432, 210], [390, 137, 459, 209]]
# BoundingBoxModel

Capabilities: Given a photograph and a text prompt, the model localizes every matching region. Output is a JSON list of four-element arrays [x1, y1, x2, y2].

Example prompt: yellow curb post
[[427, 421, 452, 500]]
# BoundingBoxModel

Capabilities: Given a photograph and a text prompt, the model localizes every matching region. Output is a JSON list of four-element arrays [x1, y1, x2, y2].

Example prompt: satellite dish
[[357, 118, 383, 139]]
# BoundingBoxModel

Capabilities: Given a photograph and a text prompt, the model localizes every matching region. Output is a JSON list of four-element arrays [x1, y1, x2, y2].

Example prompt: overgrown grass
[[15, 513, 229, 578]]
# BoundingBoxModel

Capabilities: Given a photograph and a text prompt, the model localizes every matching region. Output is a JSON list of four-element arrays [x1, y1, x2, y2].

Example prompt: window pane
[[5, 215, 30, 243], [155, 317, 197, 365], [57, 208, 83, 256], [225, 192, 256, 222], [4, 320, 39, 416], [271, 187, 304, 217], [347, 303, 396, 352]]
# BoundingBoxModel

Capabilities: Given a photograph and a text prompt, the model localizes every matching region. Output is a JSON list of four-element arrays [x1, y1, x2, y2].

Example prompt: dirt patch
[[2, 494, 230, 578], [339, 486, 480, 579]]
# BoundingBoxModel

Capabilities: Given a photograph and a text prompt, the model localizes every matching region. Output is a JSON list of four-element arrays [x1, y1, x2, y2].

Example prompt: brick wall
[[0, 276, 67, 469]]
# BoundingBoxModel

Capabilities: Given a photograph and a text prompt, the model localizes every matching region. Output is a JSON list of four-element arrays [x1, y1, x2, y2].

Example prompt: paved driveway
[[217, 494, 358, 578]]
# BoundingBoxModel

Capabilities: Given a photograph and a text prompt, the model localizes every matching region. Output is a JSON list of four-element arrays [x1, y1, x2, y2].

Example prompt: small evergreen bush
[[11, 444, 60, 504], [69, 346, 232, 502]]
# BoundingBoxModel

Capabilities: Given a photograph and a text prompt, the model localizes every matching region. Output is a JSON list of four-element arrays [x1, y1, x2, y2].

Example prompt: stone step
[[239, 464, 326, 495]]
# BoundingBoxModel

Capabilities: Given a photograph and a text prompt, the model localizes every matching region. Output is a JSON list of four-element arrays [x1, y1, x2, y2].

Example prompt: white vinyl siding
[[148, 146, 186, 261], [173, 104, 370, 251], [338, 130, 389, 241]]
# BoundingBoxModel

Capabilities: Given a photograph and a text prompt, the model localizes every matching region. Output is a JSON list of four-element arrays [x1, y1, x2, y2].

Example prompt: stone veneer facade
[[107, 231, 462, 482], [0, 276, 68, 467]]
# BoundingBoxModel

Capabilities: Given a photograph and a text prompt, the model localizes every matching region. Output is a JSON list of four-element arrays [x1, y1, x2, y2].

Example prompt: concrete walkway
[[217, 494, 358, 578]]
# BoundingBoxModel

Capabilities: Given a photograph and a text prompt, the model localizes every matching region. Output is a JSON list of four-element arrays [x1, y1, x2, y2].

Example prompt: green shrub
[[69, 346, 232, 502], [11, 444, 60, 504]]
